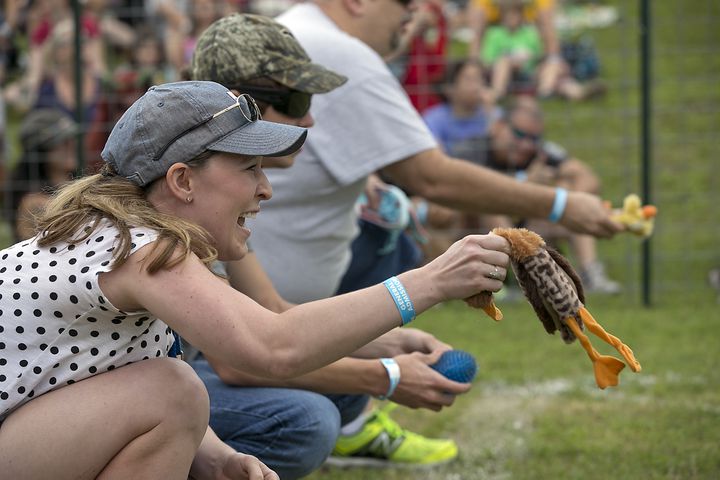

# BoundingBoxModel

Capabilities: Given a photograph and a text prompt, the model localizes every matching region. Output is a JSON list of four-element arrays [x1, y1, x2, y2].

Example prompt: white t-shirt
[[0, 220, 174, 421], [248, 3, 438, 303]]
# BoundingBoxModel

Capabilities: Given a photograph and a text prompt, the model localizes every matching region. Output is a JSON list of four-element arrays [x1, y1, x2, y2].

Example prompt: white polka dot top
[[0, 220, 174, 421]]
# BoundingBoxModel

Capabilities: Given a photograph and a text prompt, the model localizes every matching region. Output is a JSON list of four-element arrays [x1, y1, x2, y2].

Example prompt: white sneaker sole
[[324, 455, 455, 469]]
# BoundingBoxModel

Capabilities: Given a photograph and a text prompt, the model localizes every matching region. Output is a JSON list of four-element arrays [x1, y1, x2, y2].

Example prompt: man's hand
[[396, 328, 452, 354], [351, 328, 451, 358], [390, 350, 472, 411], [562, 191, 624, 238]]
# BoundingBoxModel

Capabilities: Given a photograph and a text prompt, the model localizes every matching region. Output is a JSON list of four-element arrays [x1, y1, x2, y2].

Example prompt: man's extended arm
[[381, 148, 622, 238]]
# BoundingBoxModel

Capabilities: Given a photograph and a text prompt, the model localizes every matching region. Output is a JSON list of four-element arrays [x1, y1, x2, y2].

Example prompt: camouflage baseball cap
[[191, 14, 347, 94]]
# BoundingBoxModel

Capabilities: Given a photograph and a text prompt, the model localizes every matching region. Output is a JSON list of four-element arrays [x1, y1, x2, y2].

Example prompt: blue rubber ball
[[430, 350, 478, 383]]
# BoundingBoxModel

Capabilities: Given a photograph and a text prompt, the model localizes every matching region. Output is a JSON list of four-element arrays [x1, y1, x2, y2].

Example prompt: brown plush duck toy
[[471, 227, 641, 389]]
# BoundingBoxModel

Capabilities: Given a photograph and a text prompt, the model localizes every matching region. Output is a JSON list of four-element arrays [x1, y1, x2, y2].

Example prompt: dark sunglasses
[[395, 0, 412, 5], [233, 85, 312, 119], [153, 92, 261, 162], [511, 126, 543, 145]]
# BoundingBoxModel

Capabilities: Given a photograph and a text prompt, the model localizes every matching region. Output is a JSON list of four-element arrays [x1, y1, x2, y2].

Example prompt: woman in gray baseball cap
[[0, 80, 510, 479]]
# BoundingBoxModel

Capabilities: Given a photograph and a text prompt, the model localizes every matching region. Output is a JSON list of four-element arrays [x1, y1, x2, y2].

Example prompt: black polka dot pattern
[[0, 220, 170, 421]]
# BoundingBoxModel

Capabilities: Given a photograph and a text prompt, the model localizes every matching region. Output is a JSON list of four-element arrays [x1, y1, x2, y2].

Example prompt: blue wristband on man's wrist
[[548, 187, 568, 223], [415, 199, 429, 225], [383, 276, 416, 326]]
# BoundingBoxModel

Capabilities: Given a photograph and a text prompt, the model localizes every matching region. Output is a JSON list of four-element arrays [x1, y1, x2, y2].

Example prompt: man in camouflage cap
[[192, 13, 345, 95], [188, 13, 466, 479], [192, 13, 345, 170]]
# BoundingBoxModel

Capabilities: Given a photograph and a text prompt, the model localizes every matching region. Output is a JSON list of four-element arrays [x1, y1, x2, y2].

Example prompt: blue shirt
[[422, 103, 494, 160]]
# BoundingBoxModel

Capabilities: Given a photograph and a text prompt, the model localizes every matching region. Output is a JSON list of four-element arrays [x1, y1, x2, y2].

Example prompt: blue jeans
[[192, 359, 369, 479]]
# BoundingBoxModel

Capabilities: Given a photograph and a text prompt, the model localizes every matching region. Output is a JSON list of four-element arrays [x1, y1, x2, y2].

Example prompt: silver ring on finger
[[488, 265, 501, 280]]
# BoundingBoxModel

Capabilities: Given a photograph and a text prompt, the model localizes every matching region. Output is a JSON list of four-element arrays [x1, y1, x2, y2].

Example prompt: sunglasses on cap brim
[[232, 85, 312, 119]]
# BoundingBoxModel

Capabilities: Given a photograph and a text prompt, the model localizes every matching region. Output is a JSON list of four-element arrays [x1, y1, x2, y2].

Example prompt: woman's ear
[[165, 163, 193, 203]]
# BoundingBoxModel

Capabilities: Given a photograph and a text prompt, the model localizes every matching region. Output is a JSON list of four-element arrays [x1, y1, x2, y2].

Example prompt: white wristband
[[377, 358, 401, 400]]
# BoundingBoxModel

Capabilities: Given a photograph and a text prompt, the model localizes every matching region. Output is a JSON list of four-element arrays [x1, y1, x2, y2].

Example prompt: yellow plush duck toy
[[610, 194, 657, 238]]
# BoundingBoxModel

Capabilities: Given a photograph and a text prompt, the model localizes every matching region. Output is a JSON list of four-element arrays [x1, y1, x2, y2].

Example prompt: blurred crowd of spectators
[[0, 0, 616, 290]]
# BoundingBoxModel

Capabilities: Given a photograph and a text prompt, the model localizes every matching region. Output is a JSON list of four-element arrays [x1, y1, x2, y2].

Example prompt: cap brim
[[269, 62, 347, 94], [207, 119, 307, 158]]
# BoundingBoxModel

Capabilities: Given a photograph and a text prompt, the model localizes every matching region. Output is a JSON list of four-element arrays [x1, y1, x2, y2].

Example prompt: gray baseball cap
[[101, 81, 307, 187], [191, 14, 347, 93]]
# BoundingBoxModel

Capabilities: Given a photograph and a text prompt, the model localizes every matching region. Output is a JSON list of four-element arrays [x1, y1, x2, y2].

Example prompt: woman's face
[[188, 153, 272, 260]]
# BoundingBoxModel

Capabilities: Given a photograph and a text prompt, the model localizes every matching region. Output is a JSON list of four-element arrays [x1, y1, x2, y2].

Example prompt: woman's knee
[[142, 359, 210, 433]]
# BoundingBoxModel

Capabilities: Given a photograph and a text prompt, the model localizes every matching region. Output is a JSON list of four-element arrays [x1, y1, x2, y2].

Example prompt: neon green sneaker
[[326, 405, 458, 468]]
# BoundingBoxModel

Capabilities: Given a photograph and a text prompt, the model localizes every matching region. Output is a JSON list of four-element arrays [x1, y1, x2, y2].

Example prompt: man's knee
[[280, 393, 341, 476], [212, 388, 340, 479]]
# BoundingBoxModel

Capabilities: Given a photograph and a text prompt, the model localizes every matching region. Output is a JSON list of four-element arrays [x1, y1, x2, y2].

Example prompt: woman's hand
[[191, 427, 278, 480], [421, 233, 510, 302], [216, 453, 278, 480]]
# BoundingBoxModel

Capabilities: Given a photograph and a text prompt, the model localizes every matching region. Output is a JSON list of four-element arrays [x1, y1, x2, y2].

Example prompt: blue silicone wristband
[[383, 276, 416, 326], [548, 187, 568, 223], [415, 199, 429, 225], [377, 358, 401, 400]]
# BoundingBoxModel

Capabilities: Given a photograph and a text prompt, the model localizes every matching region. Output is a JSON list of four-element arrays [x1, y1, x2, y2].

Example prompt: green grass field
[[310, 296, 720, 480], [309, 1, 720, 479]]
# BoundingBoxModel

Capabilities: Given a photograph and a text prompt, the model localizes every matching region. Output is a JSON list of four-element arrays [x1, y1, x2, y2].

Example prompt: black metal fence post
[[640, 0, 652, 307], [72, 0, 85, 174]]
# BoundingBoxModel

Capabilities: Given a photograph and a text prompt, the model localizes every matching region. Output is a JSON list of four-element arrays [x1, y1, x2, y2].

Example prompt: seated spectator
[[4, 108, 78, 242], [3, 0, 107, 112], [423, 59, 499, 157], [387, 0, 449, 113], [468, 0, 604, 101], [425, 97, 621, 293], [481, 0, 542, 99], [26, 18, 108, 172], [419, 58, 499, 262], [107, 23, 172, 126]]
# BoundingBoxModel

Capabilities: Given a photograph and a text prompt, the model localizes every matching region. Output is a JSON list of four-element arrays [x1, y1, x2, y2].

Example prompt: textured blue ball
[[431, 350, 478, 383]]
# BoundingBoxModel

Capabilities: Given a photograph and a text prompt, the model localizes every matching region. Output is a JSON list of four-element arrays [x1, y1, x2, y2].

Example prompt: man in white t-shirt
[[237, 0, 620, 472], [248, 0, 621, 304]]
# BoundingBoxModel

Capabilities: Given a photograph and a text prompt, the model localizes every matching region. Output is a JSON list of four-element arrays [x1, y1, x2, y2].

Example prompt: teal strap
[[548, 187, 568, 223], [383, 276, 416, 325]]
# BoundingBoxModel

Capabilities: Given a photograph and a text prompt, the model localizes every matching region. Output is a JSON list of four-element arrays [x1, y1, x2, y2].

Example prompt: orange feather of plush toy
[[468, 227, 641, 389]]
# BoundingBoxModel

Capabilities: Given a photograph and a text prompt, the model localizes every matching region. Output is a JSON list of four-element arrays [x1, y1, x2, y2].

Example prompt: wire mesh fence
[[0, 0, 717, 302]]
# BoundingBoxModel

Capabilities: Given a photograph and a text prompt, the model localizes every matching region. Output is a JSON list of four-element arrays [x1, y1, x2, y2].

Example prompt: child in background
[[481, 0, 605, 101]]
